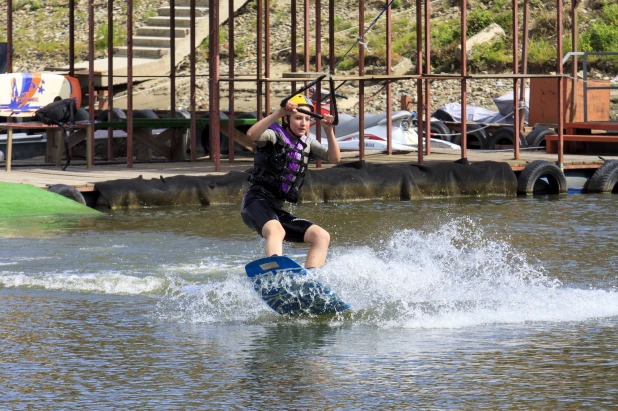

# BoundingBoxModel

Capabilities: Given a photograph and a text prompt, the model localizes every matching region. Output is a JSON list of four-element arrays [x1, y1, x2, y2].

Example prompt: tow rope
[[280, 0, 397, 126]]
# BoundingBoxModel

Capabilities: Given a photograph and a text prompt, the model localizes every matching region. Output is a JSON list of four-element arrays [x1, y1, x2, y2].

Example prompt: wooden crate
[[528, 77, 610, 125]]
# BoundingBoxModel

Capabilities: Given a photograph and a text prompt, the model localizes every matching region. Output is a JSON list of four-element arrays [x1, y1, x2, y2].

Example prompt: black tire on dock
[[74, 108, 89, 121], [96, 108, 127, 121], [452, 124, 487, 150], [133, 109, 159, 119], [199, 111, 230, 154], [526, 126, 557, 148], [430, 121, 454, 142], [47, 184, 87, 205], [517, 160, 568, 195], [585, 160, 618, 193]]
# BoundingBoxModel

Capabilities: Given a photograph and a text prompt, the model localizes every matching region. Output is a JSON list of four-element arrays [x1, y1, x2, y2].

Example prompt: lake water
[[1, 195, 618, 409]]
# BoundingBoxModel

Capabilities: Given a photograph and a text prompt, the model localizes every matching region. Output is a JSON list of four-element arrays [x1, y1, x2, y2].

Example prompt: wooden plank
[[545, 134, 618, 154], [219, 128, 255, 153], [133, 129, 172, 159], [564, 121, 618, 131]]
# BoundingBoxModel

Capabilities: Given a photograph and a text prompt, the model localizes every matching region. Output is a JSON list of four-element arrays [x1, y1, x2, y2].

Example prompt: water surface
[[1, 195, 617, 409]]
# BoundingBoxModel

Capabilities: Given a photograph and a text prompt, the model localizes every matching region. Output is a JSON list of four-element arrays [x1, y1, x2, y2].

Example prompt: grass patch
[[94, 23, 127, 52]]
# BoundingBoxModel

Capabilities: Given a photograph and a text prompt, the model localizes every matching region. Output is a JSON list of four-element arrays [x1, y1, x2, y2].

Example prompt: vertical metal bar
[[386, 0, 392, 156], [265, 0, 271, 115], [69, 0, 75, 76], [358, 0, 365, 161], [329, 0, 335, 119], [512, 0, 520, 160], [107, 0, 114, 161], [126, 0, 133, 168], [329, 0, 334, 71], [304, 0, 310, 73], [557, 0, 564, 168], [583, 54, 588, 123], [460, 0, 467, 160], [519, 0, 529, 132], [256, 0, 263, 119], [315, 0, 322, 168], [190, 0, 197, 162], [315, 0, 321, 71], [570, 1, 578, 123], [6, 128, 12, 172], [228, 0, 235, 162], [89, 0, 96, 167], [170, 0, 176, 114], [291, 0, 297, 93], [424, 0, 431, 155], [415, 0, 423, 164], [6, 0, 12, 73], [200, 0, 209, 167]]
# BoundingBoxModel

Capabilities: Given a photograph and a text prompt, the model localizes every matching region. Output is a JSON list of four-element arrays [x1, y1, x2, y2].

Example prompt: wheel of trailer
[[430, 120, 454, 142], [517, 160, 568, 195], [47, 184, 87, 205], [486, 126, 526, 150], [526, 126, 557, 148], [585, 160, 618, 193], [452, 124, 487, 150]]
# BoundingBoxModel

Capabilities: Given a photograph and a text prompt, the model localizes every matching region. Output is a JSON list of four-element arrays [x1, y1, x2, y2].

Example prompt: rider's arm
[[322, 114, 340, 163], [309, 115, 340, 163], [246, 107, 287, 142]]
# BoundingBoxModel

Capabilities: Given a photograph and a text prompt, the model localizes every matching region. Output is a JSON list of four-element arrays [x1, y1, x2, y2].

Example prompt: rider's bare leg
[[261, 220, 285, 257], [303, 225, 331, 269]]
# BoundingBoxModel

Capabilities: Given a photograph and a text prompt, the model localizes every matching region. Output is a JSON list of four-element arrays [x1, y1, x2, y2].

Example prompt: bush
[[601, 3, 618, 25], [467, 9, 493, 37], [585, 23, 618, 52], [469, 38, 511, 71], [94, 23, 127, 52]]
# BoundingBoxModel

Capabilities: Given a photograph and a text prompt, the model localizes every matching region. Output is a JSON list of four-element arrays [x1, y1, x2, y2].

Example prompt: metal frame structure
[[4, 0, 580, 171]]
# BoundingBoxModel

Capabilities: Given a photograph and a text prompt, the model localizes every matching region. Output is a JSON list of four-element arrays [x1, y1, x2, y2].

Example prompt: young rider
[[242, 94, 340, 269]]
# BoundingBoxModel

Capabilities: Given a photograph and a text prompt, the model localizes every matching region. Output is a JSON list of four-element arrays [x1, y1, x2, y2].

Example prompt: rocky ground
[[4, 0, 617, 118]]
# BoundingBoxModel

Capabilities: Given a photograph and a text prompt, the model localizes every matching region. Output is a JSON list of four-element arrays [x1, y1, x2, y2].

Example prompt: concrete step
[[114, 46, 170, 59], [158, 6, 209, 17], [174, 0, 210, 7], [136, 26, 189, 38], [133, 36, 176, 48], [146, 16, 198, 28]]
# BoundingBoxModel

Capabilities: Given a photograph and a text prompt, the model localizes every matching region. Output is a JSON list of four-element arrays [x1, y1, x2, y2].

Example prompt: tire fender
[[585, 160, 618, 193], [517, 160, 567, 195]]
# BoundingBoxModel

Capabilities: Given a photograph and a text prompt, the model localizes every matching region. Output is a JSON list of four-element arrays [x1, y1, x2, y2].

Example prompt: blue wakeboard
[[245, 255, 350, 315]]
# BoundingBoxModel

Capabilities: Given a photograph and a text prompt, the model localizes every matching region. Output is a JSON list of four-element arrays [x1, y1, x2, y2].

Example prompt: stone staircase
[[114, 0, 212, 61]]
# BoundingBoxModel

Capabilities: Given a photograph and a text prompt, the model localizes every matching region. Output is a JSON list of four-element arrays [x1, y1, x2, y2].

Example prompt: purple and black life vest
[[249, 123, 309, 203]]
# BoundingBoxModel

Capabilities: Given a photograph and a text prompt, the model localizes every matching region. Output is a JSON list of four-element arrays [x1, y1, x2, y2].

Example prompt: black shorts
[[241, 186, 314, 243]]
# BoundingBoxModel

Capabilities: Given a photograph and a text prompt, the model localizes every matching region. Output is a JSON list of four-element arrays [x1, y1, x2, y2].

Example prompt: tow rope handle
[[280, 74, 339, 126], [328, 75, 339, 126], [280, 75, 326, 121]]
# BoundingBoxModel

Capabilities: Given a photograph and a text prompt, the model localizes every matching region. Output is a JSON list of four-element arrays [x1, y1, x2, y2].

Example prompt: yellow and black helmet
[[288, 94, 314, 112]]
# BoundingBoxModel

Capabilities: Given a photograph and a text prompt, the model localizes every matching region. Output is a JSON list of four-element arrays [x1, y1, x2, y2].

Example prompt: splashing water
[[159, 217, 618, 327]]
